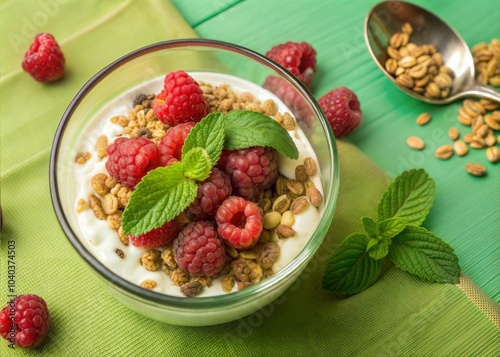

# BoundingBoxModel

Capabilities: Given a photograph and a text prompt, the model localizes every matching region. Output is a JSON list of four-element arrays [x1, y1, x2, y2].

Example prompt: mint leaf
[[224, 110, 299, 159], [377, 217, 408, 239], [182, 112, 225, 165], [388, 226, 460, 284], [322, 233, 381, 294], [368, 243, 389, 260], [182, 147, 212, 181], [362, 216, 377, 237], [378, 169, 435, 226], [122, 162, 197, 236]]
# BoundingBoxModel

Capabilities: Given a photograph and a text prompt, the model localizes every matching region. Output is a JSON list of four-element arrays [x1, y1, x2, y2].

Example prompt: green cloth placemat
[[0, 0, 499, 356], [176, 0, 500, 304]]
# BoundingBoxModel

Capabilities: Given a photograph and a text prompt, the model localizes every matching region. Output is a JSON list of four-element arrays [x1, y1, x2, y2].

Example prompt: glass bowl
[[49, 39, 339, 326]]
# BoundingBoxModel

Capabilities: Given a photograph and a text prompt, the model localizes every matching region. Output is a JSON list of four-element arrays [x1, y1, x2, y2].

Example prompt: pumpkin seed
[[453, 140, 468, 156], [416, 112, 431, 126], [448, 127, 460, 141], [406, 136, 425, 150], [465, 163, 486, 177], [486, 147, 500, 163]]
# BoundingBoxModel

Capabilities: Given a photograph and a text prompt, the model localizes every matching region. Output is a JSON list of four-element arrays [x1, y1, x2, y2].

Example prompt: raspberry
[[215, 196, 263, 249], [173, 221, 226, 277], [152, 70, 208, 126], [263, 75, 314, 126], [0, 294, 50, 349], [129, 220, 179, 248], [265, 42, 317, 88], [218, 146, 278, 201], [157, 122, 196, 167], [318, 87, 363, 137], [105, 136, 159, 189], [187, 168, 232, 219], [22, 33, 65, 83]]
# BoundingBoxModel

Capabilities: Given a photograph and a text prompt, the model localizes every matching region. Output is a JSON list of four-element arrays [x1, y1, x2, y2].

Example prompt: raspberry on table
[[152, 70, 208, 126], [218, 146, 278, 201], [215, 196, 263, 250], [187, 167, 232, 219], [318, 86, 363, 137], [157, 121, 196, 167], [105, 136, 160, 189], [265, 41, 317, 88], [22, 33, 65, 83], [129, 220, 180, 248], [173, 221, 226, 277], [263, 75, 314, 126], [0, 294, 50, 349]]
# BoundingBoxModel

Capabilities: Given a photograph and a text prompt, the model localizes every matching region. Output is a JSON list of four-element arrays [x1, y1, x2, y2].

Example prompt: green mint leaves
[[122, 110, 298, 236], [322, 168, 460, 295], [224, 110, 299, 159], [122, 162, 198, 235], [378, 169, 436, 226]]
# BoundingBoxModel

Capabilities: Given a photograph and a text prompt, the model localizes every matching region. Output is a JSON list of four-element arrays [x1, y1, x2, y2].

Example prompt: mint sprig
[[224, 110, 299, 159], [389, 226, 460, 283], [122, 162, 198, 235], [122, 110, 299, 236], [322, 168, 460, 295], [377, 169, 436, 226], [322, 233, 381, 295]]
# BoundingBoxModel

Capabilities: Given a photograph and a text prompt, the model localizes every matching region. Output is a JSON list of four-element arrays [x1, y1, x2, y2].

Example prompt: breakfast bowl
[[49, 39, 339, 326]]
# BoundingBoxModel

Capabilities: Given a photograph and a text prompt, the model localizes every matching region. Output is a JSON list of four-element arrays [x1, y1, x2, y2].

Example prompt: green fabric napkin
[[1, 0, 499, 356]]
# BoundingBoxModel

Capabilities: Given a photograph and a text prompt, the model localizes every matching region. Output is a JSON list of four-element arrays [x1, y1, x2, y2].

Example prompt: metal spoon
[[364, 0, 500, 104]]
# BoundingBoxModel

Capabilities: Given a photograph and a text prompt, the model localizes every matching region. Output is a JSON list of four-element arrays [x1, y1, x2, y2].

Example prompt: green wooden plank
[[172, 0, 242, 27]]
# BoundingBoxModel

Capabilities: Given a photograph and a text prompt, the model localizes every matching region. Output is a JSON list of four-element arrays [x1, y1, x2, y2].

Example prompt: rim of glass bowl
[[49, 38, 339, 309]]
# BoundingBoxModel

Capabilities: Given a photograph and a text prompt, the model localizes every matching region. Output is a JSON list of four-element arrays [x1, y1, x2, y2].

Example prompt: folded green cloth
[[0, 0, 499, 356]]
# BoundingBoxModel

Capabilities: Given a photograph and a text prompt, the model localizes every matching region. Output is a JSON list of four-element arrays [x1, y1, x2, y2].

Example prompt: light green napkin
[[1, 0, 499, 356]]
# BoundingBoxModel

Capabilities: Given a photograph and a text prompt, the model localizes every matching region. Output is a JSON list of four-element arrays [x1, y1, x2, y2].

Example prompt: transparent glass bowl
[[50, 39, 339, 326]]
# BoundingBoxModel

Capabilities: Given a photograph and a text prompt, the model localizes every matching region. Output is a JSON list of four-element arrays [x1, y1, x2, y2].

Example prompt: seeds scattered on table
[[416, 112, 431, 125], [448, 127, 460, 140], [465, 163, 486, 177], [453, 140, 469, 156], [435, 145, 454, 160], [407, 136, 425, 150], [486, 146, 500, 163]]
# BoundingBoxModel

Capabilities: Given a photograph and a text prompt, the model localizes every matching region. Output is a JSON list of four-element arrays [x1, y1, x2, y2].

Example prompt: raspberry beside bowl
[[49, 39, 339, 326]]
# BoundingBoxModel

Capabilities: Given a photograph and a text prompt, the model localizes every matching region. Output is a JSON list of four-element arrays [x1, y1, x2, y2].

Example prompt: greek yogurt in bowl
[[72, 72, 323, 297]]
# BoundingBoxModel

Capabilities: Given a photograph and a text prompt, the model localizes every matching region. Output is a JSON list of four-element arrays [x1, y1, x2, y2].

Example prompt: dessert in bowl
[[50, 39, 339, 326]]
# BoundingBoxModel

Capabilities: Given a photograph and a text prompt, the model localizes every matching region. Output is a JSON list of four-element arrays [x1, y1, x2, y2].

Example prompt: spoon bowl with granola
[[50, 39, 339, 326], [365, 0, 500, 104]]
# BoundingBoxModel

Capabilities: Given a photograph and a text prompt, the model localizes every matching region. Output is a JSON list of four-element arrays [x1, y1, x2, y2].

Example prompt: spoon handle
[[462, 81, 500, 103]]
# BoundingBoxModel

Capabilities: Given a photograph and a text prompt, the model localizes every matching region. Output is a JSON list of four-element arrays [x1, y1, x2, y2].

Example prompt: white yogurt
[[73, 73, 323, 297]]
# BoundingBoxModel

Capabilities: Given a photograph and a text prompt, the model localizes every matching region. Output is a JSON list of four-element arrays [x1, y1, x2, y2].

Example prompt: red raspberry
[[22, 33, 65, 83], [215, 196, 263, 249], [105, 136, 159, 189], [129, 220, 179, 248], [318, 87, 363, 137], [152, 70, 207, 126], [265, 42, 317, 88], [173, 221, 226, 277], [157, 122, 196, 167], [218, 146, 278, 201], [187, 168, 232, 219], [0, 294, 50, 349], [263, 75, 314, 126]]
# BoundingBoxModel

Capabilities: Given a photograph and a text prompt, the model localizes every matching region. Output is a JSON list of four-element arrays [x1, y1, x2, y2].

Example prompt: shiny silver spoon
[[364, 0, 500, 104]]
